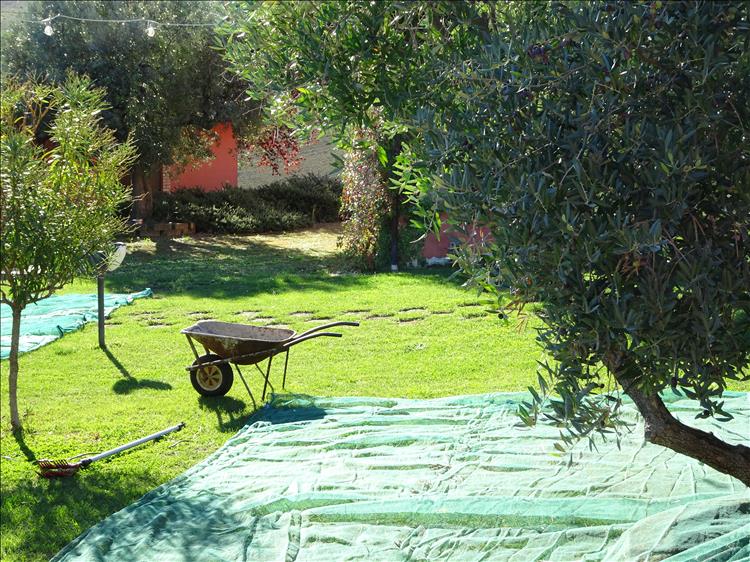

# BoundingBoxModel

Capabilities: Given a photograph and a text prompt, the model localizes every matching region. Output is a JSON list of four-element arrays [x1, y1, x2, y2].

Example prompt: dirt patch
[[366, 313, 394, 320], [290, 311, 314, 317], [457, 302, 483, 308], [306, 316, 333, 322], [398, 316, 426, 323], [460, 311, 487, 319], [431, 310, 453, 315], [344, 309, 371, 314], [399, 307, 427, 313]]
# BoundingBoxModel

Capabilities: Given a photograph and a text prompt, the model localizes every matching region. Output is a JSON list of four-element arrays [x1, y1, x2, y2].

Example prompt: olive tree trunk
[[621, 380, 750, 486], [8, 305, 22, 430], [130, 164, 154, 220]]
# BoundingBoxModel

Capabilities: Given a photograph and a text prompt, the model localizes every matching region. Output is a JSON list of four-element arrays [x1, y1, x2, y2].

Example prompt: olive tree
[[0, 74, 135, 430], [405, 1, 750, 483], [221, 0, 491, 267]]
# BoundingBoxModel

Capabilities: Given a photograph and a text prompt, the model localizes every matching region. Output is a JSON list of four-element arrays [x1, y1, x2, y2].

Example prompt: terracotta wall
[[164, 123, 238, 191], [422, 214, 493, 260]]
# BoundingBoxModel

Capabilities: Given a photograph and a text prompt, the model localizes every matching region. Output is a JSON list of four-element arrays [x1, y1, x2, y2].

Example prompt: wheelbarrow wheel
[[190, 354, 234, 397]]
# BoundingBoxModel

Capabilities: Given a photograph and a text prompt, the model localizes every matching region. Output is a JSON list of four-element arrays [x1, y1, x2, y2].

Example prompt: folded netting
[[53, 392, 749, 562], [0, 289, 152, 359]]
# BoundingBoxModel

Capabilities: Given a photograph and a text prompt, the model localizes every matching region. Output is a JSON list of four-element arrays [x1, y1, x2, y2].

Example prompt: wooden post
[[97, 274, 106, 349]]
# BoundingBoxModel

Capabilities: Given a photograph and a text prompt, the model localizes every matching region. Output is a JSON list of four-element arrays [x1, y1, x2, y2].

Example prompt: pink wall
[[164, 123, 238, 191]]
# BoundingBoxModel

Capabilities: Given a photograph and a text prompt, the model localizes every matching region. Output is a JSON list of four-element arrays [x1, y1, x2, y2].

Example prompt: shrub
[[153, 174, 341, 234], [339, 131, 392, 270]]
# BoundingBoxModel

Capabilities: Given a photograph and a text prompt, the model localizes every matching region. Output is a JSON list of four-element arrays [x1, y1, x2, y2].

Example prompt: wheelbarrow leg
[[261, 355, 274, 401], [282, 349, 290, 388], [233, 364, 256, 409], [186, 335, 200, 361]]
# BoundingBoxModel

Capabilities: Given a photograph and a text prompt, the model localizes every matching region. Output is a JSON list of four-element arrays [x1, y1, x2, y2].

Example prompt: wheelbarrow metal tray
[[181, 320, 296, 364]]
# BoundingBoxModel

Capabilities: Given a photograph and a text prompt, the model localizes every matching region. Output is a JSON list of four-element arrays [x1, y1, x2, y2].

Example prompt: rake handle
[[82, 422, 185, 466]]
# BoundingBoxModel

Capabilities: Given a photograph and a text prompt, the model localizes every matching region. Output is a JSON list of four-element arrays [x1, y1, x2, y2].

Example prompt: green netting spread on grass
[[54, 392, 749, 561], [0, 289, 152, 359]]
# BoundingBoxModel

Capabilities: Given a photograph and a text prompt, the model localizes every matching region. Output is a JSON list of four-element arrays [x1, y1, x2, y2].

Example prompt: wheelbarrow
[[181, 320, 359, 400]]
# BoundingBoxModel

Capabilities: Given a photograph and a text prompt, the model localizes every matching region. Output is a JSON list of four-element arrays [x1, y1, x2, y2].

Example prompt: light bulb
[[43, 23, 54, 36], [146, 23, 155, 37]]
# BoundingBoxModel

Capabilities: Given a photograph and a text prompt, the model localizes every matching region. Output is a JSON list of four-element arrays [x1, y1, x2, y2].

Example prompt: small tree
[[0, 74, 135, 430], [408, 2, 750, 483]]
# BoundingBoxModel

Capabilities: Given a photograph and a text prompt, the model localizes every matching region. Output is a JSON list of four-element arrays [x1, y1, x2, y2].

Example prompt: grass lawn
[[0, 223, 543, 562], [2, 223, 747, 561]]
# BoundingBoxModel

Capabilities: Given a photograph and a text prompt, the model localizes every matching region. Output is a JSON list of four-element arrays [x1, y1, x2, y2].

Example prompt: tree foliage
[[404, 1, 750, 482], [2, 0, 257, 216], [221, 1, 490, 265], [1, 73, 135, 429]]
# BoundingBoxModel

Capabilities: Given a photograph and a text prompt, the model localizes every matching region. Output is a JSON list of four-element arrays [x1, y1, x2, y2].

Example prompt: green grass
[[3, 223, 747, 561], [0, 224, 542, 562]]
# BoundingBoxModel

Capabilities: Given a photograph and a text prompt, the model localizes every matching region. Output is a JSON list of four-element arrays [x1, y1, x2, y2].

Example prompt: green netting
[[54, 392, 749, 562], [0, 289, 152, 359]]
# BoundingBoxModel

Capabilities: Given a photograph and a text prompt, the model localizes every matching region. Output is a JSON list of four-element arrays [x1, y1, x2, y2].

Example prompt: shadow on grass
[[0, 466, 166, 561], [2, 466, 253, 561], [105, 234, 460, 300], [112, 378, 173, 395], [198, 395, 254, 434], [104, 347, 173, 395], [12, 427, 37, 463], [102, 346, 133, 378]]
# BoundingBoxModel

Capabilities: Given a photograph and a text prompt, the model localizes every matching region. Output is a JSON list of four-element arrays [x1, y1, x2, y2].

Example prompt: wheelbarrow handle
[[296, 321, 359, 340], [283, 331, 343, 349]]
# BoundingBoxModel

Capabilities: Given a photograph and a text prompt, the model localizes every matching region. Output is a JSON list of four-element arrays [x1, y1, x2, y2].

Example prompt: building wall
[[238, 137, 340, 189], [164, 123, 238, 191], [422, 214, 493, 260]]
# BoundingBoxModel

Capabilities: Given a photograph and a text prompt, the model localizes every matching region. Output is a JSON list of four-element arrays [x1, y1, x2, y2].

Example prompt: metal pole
[[97, 274, 106, 349], [80, 422, 185, 467]]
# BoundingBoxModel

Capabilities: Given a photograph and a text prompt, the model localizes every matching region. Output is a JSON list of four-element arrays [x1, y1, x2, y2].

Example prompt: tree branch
[[624, 383, 750, 486]]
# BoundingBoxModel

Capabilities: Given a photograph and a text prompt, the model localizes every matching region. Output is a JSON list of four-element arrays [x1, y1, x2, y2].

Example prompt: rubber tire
[[190, 354, 234, 397]]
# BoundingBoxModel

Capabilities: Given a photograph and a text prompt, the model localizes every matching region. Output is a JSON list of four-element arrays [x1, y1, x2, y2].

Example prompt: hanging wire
[[25, 13, 223, 28]]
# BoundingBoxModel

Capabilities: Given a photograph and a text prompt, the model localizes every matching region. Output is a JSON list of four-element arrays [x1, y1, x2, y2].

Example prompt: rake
[[36, 422, 185, 478]]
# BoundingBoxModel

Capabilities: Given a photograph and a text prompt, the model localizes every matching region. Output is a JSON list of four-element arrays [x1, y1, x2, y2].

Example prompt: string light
[[26, 13, 222, 31]]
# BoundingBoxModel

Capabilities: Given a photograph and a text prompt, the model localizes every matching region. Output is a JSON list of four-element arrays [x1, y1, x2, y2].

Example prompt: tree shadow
[[198, 395, 254, 434], [105, 232, 460, 300], [104, 347, 173, 394], [1, 466, 180, 561], [3, 466, 253, 562]]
